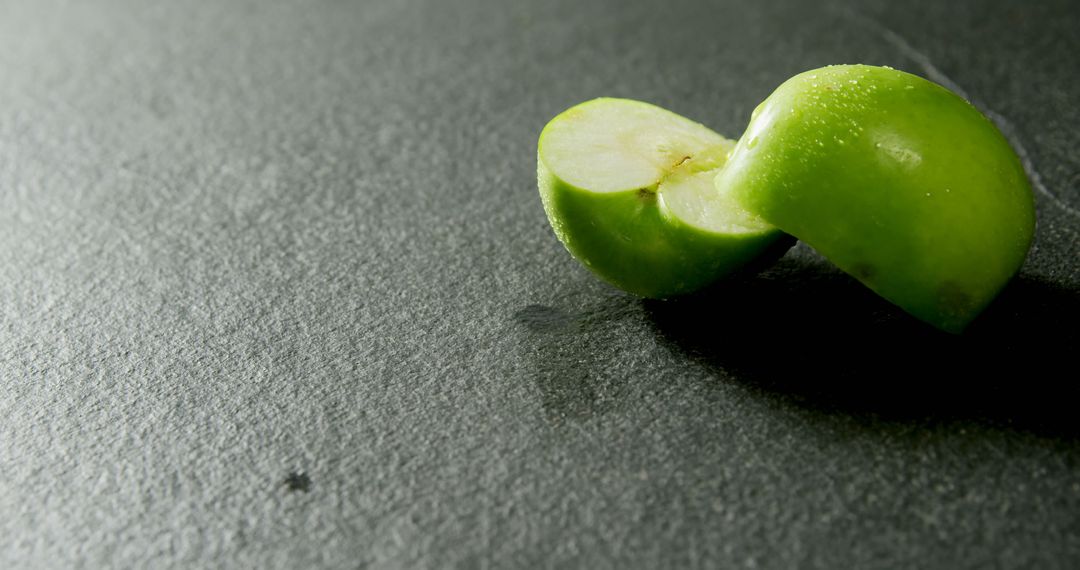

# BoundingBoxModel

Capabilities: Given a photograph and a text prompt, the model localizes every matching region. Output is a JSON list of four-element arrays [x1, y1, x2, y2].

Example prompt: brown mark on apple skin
[[937, 281, 976, 317], [851, 262, 876, 282], [636, 187, 657, 201]]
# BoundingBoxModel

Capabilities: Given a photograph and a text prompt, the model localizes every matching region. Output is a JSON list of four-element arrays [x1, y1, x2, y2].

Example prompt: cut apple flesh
[[660, 159, 772, 235], [537, 98, 787, 298], [540, 98, 727, 192], [540, 98, 773, 235]]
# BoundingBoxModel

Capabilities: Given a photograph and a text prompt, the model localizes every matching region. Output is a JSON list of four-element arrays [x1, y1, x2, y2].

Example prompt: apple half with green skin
[[718, 64, 1035, 333], [537, 98, 790, 298]]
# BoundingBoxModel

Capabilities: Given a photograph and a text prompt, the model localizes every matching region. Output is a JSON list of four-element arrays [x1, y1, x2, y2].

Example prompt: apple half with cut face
[[718, 64, 1036, 333], [537, 98, 790, 298]]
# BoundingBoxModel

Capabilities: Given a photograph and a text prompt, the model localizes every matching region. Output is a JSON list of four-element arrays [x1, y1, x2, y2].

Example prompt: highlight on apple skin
[[718, 64, 1035, 333], [536, 98, 791, 299]]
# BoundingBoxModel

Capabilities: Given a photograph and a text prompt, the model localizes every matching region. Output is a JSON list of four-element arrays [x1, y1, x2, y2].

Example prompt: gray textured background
[[2, 0, 1079, 568]]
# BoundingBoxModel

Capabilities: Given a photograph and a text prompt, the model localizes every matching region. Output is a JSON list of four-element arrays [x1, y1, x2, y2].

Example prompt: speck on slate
[[283, 471, 312, 493]]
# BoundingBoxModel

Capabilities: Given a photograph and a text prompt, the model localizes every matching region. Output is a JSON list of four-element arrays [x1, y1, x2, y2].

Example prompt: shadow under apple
[[643, 255, 1080, 439]]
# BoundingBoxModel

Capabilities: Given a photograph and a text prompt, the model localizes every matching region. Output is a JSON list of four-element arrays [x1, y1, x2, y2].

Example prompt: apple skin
[[539, 158, 790, 298], [718, 65, 1035, 333]]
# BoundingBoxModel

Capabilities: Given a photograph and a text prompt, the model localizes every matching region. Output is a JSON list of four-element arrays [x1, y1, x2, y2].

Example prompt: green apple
[[537, 98, 789, 298], [717, 64, 1035, 333]]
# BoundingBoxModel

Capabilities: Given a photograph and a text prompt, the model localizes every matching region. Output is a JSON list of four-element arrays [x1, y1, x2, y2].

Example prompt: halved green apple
[[718, 65, 1036, 333], [537, 98, 789, 298]]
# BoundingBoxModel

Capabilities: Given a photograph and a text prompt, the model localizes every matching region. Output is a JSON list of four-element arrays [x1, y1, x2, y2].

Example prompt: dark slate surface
[[2, 0, 1078, 567]]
